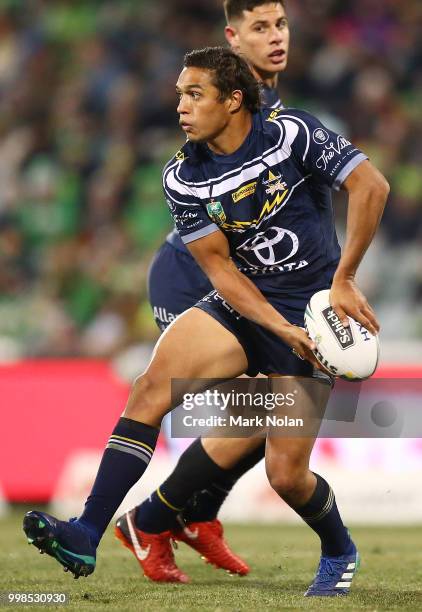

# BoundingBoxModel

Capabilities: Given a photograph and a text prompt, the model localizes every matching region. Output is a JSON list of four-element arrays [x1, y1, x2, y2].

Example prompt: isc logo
[[322, 307, 355, 349]]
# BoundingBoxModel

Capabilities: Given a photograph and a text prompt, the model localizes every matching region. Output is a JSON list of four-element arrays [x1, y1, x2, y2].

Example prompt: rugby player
[[24, 47, 389, 597], [114, 0, 291, 581]]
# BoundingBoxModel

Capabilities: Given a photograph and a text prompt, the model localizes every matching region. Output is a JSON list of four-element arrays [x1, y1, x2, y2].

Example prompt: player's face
[[226, 3, 289, 77], [176, 67, 233, 143]]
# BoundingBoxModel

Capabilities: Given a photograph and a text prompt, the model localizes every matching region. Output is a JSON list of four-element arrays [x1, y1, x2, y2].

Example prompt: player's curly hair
[[183, 46, 261, 113], [224, 0, 285, 22]]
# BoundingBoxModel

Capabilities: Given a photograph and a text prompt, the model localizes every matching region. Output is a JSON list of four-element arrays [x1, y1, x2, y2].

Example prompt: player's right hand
[[330, 277, 379, 335]]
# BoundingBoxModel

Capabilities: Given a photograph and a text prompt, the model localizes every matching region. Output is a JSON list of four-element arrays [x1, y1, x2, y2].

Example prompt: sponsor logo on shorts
[[232, 181, 257, 203], [201, 290, 242, 320], [153, 306, 178, 330], [322, 307, 355, 349]]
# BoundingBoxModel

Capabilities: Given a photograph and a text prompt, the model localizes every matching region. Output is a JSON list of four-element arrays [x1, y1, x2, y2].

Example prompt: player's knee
[[124, 372, 164, 423], [133, 369, 155, 389], [266, 458, 307, 498]]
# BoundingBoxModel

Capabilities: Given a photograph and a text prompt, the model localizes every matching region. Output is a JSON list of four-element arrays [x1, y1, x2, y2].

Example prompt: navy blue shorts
[[195, 286, 332, 380], [149, 240, 333, 382], [148, 241, 212, 331]]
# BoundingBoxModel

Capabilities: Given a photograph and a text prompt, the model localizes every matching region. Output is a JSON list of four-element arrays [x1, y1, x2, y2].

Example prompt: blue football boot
[[23, 510, 96, 579], [304, 540, 359, 597]]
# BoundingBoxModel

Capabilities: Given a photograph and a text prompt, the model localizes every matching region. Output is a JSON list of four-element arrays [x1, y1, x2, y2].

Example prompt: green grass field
[[1, 509, 421, 611]]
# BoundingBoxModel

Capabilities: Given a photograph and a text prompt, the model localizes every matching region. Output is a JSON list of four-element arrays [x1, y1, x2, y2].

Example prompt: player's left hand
[[330, 277, 379, 335], [280, 324, 324, 371]]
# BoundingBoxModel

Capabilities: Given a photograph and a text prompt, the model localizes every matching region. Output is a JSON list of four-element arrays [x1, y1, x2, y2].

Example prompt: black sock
[[77, 417, 159, 545], [135, 438, 227, 533], [294, 473, 351, 557], [182, 442, 265, 523], [181, 483, 231, 523]]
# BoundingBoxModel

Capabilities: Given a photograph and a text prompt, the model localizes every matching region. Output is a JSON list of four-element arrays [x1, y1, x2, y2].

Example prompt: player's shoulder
[[263, 106, 322, 129], [262, 106, 328, 153], [163, 141, 204, 185], [163, 141, 209, 199], [164, 141, 192, 173]]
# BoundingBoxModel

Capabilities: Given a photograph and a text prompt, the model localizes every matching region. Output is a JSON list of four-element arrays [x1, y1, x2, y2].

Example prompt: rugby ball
[[304, 289, 380, 381]]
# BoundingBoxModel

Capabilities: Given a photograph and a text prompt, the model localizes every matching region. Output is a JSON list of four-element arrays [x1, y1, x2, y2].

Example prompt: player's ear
[[228, 90, 243, 113], [225, 25, 240, 52]]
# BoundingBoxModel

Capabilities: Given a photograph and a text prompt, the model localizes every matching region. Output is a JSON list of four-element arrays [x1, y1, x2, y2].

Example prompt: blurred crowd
[[0, 0, 421, 360]]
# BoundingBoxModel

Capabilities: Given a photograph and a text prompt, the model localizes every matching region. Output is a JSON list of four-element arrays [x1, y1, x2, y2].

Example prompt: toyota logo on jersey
[[236, 226, 299, 268]]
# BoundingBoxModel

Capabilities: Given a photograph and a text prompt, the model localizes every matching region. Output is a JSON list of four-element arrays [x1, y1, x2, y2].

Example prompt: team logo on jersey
[[262, 170, 288, 196], [232, 181, 257, 203], [175, 149, 185, 161], [312, 128, 329, 144], [206, 200, 226, 226], [237, 226, 299, 268]]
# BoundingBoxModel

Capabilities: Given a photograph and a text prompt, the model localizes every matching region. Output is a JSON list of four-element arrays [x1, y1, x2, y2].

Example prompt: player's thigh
[[124, 307, 248, 423], [265, 376, 331, 477], [202, 436, 264, 469], [151, 307, 248, 380]]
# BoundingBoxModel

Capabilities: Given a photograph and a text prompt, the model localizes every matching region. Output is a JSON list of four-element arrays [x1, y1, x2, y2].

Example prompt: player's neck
[[207, 111, 253, 156], [251, 66, 279, 90]]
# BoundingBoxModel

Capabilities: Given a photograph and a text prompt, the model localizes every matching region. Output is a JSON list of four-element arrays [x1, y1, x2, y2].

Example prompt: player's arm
[[187, 230, 319, 365], [287, 109, 389, 336], [331, 160, 390, 334]]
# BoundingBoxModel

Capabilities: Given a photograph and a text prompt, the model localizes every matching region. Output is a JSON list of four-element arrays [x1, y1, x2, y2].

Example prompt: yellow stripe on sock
[[156, 487, 183, 512], [110, 435, 154, 455]]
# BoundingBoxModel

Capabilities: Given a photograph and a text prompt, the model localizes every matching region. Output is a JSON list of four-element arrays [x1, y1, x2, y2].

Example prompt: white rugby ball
[[304, 289, 380, 381]]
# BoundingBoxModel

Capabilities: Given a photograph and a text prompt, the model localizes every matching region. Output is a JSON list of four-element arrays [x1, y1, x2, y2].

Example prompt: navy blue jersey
[[165, 85, 282, 252], [163, 107, 367, 294]]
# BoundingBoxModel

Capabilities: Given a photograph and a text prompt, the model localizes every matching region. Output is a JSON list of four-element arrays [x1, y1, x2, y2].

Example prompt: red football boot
[[172, 519, 249, 575], [115, 509, 189, 583]]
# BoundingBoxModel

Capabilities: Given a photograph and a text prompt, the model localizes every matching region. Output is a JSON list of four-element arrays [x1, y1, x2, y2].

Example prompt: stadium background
[[0, 0, 421, 525]]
